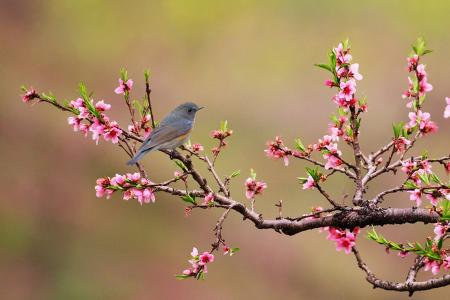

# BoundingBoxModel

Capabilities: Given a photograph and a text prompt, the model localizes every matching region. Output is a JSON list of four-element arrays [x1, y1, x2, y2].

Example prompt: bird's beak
[[197, 106, 204, 111]]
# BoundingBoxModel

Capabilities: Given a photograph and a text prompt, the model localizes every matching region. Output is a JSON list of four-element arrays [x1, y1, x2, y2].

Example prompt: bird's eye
[[188, 108, 193, 113]]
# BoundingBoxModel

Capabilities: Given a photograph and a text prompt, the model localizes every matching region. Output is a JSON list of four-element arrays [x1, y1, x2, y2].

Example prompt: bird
[[127, 102, 203, 165]]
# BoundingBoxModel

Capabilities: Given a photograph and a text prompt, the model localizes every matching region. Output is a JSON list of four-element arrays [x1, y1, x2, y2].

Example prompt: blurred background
[[1, 0, 449, 299]]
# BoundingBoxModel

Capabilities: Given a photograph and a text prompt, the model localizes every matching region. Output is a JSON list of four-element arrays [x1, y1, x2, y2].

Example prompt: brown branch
[[316, 184, 342, 208], [352, 247, 450, 294], [292, 153, 356, 179], [144, 73, 156, 129]]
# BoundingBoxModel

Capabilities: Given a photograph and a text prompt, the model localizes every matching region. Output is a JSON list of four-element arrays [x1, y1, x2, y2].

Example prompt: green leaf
[[79, 83, 100, 119], [250, 169, 256, 180], [174, 160, 188, 172], [133, 99, 144, 115], [220, 120, 228, 132], [297, 177, 307, 184], [230, 170, 241, 178], [418, 172, 430, 185], [294, 138, 306, 152], [392, 122, 404, 139], [430, 173, 441, 185], [230, 247, 240, 254], [404, 180, 418, 190], [314, 63, 333, 73], [342, 38, 350, 50], [435, 237, 442, 250], [305, 167, 320, 182], [412, 37, 427, 56], [181, 194, 196, 205], [329, 50, 336, 67], [176, 274, 191, 280], [337, 108, 347, 116], [144, 69, 150, 81], [346, 126, 353, 137], [120, 68, 128, 81]]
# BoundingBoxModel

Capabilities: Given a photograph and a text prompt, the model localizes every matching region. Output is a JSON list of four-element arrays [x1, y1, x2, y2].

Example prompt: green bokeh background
[[1, 1, 449, 299]]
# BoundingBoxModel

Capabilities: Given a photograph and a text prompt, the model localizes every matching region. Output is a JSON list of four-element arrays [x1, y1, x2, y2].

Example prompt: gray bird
[[127, 102, 203, 165]]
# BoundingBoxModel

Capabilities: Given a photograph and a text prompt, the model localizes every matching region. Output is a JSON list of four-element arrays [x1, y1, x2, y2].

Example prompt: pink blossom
[[182, 269, 193, 275], [443, 256, 450, 271], [420, 160, 432, 174], [190, 247, 199, 257], [198, 252, 215, 266], [202, 193, 215, 206], [398, 251, 408, 258], [338, 79, 357, 102], [401, 160, 416, 174], [408, 189, 422, 206], [89, 120, 105, 145], [211, 128, 232, 139], [265, 136, 290, 166], [326, 227, 359, 254], [433, 223, 448, 240], [111, 174, 126, 186], [393, 137, 411, 153], [102, 121, 122, 144], [70, 98, 84, 109], [191, 143, 204, 153], [426, 193, 439, 206], [126, 172, 141, 182], [407, 54, 419, 72], [416, 64, 427, 80], [444, 97, 450, 119], [334, 43, 352, 66], [302, 175, 316, 190], [325, 80, 335, 87], [424, 258, 440, 275], [245, 177, 267, 199], [407, 110, 437, 134], [140, 188, 156, 204], [348, 63, 363, 80], [95, 177, 112, 199], [114, 78, 134, 95], [418, 78, 433, 96], [402, 77, 414, 100], [324, 152, 343, 170], [22, 88, 37, 103], [95, 100, 111, 111], [67, 116, 82, 132]]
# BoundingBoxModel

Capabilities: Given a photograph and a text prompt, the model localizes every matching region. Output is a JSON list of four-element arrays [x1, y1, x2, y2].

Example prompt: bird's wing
[[138, 120, 192, 152]]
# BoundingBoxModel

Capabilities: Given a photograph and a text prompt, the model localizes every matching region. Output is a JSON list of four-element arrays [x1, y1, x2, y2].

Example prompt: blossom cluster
[[95, 172, 156, 205], [326, 227, 360, 254], [401, 159, 449, 206], [67, 98, 122, 144], [114, 78, 134, 95], [185, 142, 204, 154], [128, 114, 153, 138], [402, 47, 438, 136], [327, 42, 363, 110], [21, 88, 38, 103], [180, 247, 215, 279], [422, 222, 450, 275], [264, 136, 292, 166], [211, 122, 233, 157], [245, 175, 267, 200], [244, 167, 267, 211]]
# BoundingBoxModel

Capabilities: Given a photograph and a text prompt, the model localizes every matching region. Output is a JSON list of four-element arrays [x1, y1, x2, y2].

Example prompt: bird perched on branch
[[127, 102, 203, 165]]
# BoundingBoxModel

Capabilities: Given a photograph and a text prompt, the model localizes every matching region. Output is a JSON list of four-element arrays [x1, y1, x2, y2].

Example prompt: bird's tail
[[127, 148, 150, 165]]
